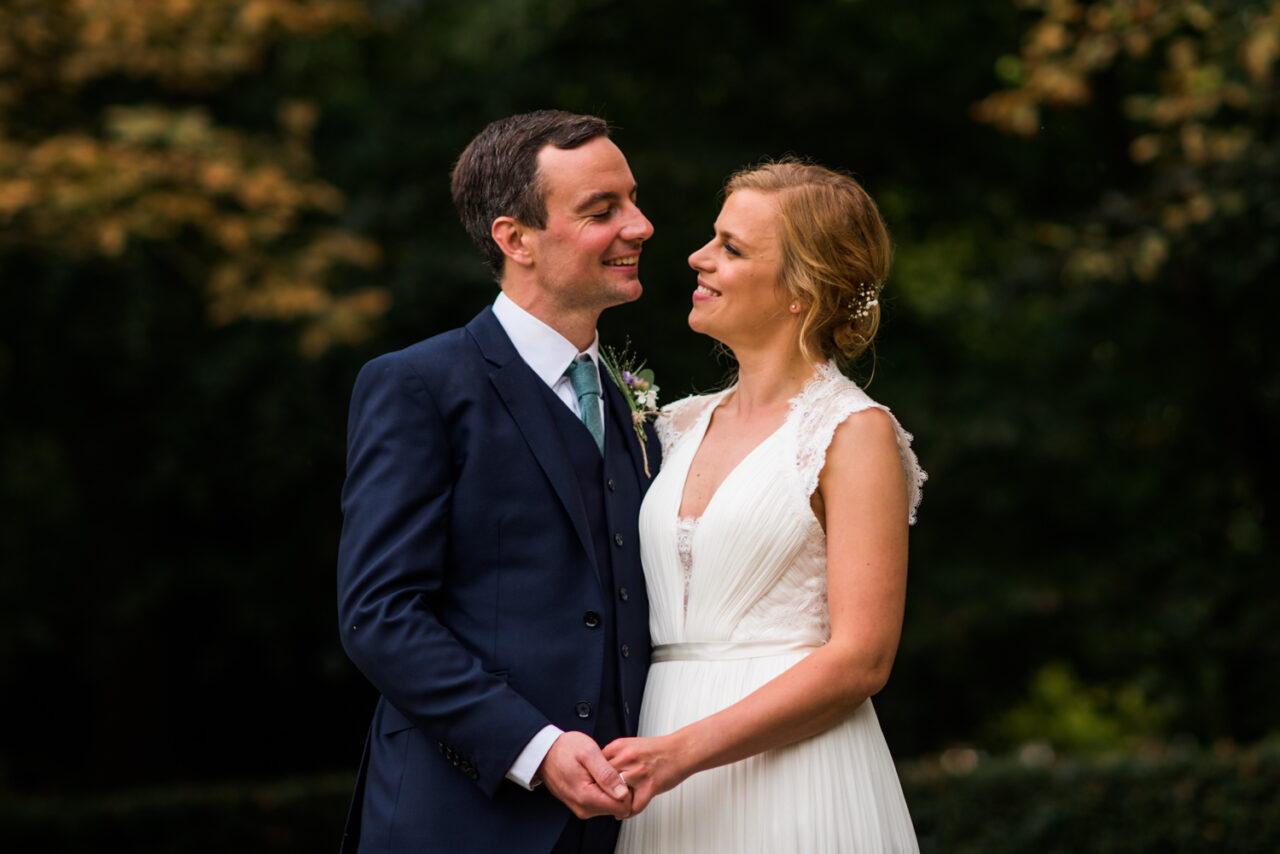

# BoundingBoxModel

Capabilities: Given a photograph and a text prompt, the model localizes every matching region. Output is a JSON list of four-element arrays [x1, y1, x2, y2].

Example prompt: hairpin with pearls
[[847, 282, 881, 320]]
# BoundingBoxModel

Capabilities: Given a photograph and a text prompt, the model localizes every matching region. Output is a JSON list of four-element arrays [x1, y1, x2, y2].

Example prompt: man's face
[[524, 137, 654, 313]]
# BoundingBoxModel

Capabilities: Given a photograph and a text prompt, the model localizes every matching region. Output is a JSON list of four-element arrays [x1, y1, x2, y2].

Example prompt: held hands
[[538, 731, 633, 820], [602, 734, 689, 816]]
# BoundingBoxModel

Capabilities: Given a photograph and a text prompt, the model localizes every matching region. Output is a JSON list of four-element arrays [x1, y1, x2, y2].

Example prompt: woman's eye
[[723, 241, 742, 257]]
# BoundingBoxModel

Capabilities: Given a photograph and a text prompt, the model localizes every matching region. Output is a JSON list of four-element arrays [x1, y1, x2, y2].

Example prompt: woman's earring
[[790, 303, 799, 312]]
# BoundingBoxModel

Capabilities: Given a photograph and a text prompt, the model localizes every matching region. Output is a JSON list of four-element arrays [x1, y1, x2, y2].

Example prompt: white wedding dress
[[615, 362, 925, 854]]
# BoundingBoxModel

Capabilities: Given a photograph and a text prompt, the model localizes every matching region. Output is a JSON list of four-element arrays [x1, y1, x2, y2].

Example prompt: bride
[[606, 160, 924, 853]]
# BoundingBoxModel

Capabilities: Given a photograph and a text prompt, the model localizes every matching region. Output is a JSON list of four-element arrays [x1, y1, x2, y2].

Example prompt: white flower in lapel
[[601, 342, 662, 478]]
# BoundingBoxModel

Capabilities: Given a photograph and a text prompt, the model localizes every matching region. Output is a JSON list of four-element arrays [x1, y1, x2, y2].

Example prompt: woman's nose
[[688, 239, 714, 271]]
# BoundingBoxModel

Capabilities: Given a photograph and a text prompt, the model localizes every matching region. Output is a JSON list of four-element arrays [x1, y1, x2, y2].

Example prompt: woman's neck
[[727, 345, 820, 417]]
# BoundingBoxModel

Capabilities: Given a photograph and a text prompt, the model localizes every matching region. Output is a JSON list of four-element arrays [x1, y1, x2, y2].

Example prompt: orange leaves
[[973, 1, 1278, 138], [976, 0, 1280, 286], [0, 1, 383, 356], [3, 106, 353, 245], [1241, 3, 1280, 83], [277, 100, 320, 141], [47, 0, 368, 89], [208, 230, 387, 358]]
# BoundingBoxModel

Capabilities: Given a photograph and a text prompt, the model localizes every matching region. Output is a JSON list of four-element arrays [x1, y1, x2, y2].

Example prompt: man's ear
[[492, 216, 535, 268]]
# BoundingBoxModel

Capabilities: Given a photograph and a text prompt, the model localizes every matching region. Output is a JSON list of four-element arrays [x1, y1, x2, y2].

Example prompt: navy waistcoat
[[541, 383, 637, 741]]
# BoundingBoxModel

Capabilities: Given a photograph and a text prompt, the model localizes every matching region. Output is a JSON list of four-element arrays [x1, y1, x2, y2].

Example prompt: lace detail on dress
[[675, 516, 698, 617], [789, 361, 928, 525], [655, 393, 727, 458], [795, 574, 831, 635]]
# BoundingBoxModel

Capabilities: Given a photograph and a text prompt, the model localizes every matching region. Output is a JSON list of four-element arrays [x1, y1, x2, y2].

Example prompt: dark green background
[[2, 0, 1276, 813]]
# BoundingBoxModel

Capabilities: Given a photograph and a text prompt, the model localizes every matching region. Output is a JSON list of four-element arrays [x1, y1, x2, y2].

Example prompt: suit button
[[621, 643, 630, 658], [614, 533, 624, 546], [624, 701, 631, 717], [607, 478, 616, 491], [575, 701, 592, 719], [618, 587, 629, 602], [583, 611, 601, 628]]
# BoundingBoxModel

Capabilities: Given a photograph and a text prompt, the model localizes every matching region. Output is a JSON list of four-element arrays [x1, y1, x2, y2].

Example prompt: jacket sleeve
[[336, 351, 551, 797]]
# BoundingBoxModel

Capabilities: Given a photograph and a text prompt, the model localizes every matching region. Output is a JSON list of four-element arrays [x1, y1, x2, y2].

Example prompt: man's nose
[[622, 203, 654, 242]]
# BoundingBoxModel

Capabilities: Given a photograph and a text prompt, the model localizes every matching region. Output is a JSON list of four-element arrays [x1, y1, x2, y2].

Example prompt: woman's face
[[687, 189, 793, 347]]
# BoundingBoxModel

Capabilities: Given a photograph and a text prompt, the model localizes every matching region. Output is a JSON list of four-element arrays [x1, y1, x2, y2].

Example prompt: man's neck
[[499, 284, 599, 352]]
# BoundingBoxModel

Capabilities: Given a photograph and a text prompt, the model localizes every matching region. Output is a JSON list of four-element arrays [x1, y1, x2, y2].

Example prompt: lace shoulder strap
[[791, 362, 927, 525], [655, 391, 725, 457]]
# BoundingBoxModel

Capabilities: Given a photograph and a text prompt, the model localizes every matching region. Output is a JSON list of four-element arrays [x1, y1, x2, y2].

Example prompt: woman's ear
[[491, 216, 534, 267]]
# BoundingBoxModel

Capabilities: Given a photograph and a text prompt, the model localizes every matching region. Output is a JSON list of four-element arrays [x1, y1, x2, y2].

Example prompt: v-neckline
[[674, 390, 790, 523]]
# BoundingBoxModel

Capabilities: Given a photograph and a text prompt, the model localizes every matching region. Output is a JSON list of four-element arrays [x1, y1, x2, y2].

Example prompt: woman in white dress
[[606, 160, 925, 853]]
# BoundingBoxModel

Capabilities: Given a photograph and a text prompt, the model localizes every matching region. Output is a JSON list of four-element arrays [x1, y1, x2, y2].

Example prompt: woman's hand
[[602, 734, 691, 816]]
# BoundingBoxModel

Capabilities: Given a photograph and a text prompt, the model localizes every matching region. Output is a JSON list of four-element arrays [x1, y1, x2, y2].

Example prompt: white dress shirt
[[492, 291, 605, 426], [491, 291, 604, 789]]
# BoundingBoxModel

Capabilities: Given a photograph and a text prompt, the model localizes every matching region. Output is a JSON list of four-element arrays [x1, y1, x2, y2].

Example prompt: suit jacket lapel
[[468, 309, 598, 576]]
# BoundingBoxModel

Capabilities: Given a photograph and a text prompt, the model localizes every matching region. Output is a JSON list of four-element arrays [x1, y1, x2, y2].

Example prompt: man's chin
[[605, 279, 644, 306]]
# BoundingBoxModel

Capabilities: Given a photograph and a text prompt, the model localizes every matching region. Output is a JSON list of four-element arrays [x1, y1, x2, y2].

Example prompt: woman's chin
[[687, 315, 731, 349]]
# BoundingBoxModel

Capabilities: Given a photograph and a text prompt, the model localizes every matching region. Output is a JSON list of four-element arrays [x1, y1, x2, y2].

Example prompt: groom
[[337, 110, 660, 854]]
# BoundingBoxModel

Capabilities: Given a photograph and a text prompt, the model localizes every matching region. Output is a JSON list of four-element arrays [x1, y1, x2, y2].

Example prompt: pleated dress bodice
[[639, 361, 924, 653]]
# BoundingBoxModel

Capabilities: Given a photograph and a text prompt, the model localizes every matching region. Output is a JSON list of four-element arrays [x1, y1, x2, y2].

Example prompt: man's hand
[[537, 731, 633, 820]]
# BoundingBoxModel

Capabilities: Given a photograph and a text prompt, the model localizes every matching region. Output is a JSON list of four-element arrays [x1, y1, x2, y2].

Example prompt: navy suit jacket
[[337, 307, 660, 853]]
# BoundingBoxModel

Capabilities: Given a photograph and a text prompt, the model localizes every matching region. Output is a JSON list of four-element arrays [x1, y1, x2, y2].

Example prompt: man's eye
[[590, 209, 612, 220]]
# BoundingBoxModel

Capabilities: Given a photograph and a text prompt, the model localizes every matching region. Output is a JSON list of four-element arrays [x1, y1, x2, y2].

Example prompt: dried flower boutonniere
[[601, 342, 661, 477]]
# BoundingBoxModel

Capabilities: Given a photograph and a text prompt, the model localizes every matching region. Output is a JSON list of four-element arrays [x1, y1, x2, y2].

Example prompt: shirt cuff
[[506, 724, 564, 790]]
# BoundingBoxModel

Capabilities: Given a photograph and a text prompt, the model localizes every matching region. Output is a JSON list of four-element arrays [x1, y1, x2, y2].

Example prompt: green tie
[[565, 356, 605, 454]]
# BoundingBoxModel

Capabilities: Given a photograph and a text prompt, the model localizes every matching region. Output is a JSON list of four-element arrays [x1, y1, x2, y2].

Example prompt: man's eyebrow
[[574, 186, 637, 213]]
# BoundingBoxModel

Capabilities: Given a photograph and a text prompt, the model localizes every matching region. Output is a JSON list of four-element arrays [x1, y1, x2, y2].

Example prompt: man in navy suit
[[337, 110, 660, 853]]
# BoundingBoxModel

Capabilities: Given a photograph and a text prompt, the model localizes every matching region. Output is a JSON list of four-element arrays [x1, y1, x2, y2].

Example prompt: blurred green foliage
[[5, 740, 1279, 852], [988, 661, 1172, 753], [0, 0, 1277, 797], [903, 737, 1280, 853]]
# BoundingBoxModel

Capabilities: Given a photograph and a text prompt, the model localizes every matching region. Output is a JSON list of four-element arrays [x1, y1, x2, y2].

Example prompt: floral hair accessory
[[847, 281, 881, 320], [601, 342, 661, 477]]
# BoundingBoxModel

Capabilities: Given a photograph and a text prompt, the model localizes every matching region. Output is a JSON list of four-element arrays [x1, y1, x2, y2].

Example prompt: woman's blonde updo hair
[[725, 158, 891, 366]]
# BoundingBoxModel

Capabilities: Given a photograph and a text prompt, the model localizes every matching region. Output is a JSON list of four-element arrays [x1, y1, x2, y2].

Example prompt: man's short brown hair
[[451, 110, 610, 278]]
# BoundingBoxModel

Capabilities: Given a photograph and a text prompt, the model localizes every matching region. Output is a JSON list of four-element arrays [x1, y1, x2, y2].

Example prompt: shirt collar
[[492, 292, 600, 386]]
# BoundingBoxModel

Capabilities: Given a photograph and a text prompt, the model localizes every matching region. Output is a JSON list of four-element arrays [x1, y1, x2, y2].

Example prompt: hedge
[[4, 741, 1278, 852], [902, 739, 1280, 853]]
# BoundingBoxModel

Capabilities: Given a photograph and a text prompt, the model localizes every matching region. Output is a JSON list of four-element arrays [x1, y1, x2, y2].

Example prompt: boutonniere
[[601, 342, 661, 478]]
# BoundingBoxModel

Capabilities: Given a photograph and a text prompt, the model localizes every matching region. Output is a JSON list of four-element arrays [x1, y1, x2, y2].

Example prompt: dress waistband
[[650, 640, 821, 662]]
